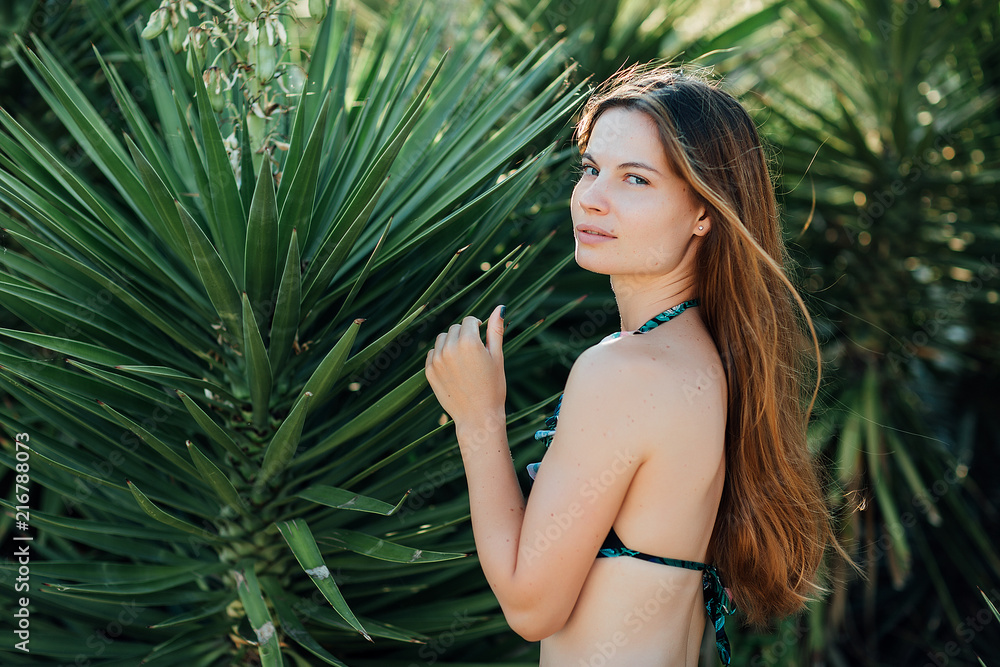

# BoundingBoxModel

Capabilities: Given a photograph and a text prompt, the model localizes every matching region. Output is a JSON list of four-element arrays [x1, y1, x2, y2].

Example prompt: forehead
[[585, 107, 669, 167]]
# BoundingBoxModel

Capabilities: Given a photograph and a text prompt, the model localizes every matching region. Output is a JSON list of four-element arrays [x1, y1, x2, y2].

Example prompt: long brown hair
[[575, 64, 841, 627]]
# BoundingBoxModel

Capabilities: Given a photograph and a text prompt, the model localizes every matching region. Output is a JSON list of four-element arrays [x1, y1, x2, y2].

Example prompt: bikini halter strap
[[608, 298, 700, 339]]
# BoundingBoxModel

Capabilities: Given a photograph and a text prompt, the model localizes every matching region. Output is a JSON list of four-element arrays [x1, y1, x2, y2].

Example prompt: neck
[[611, 273, 699, 331]]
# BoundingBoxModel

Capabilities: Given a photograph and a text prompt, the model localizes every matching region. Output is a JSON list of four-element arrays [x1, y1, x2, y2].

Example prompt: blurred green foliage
[[0, 0, 997, 665]]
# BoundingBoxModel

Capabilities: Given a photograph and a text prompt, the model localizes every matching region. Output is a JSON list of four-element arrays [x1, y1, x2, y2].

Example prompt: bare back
[[537, 308, 726, 667]]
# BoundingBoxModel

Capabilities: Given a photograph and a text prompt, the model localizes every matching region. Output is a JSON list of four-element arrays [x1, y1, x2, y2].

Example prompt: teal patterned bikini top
[[529, 299, 736, 666]]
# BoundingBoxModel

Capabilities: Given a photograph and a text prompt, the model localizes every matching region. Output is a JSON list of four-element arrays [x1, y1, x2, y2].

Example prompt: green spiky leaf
[[277, 519, 370, 640]]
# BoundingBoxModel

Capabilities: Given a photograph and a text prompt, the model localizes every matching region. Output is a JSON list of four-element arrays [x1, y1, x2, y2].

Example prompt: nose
[[574, 175, 609, 215]]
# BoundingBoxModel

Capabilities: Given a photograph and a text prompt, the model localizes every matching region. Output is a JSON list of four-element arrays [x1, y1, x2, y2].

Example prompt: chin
[[573, 247, 614, 275]]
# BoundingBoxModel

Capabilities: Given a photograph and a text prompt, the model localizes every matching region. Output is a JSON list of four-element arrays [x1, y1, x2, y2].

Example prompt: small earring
[[698, 225, 704, 231]]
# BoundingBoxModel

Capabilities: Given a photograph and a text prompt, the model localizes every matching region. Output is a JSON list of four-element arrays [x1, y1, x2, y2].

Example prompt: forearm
[[424, 307, 534, 619], [455, 410, 526, 605]]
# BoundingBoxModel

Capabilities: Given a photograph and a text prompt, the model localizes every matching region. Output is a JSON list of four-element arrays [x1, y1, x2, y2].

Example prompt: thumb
[[486, 304, 505, 362]]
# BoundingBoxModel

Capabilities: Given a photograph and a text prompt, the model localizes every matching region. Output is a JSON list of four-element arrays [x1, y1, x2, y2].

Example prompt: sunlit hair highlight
[[575, 63, 841, 627]]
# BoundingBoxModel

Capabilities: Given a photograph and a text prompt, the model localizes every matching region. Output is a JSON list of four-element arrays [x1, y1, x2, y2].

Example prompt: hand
[[425, 304, 506, 427]]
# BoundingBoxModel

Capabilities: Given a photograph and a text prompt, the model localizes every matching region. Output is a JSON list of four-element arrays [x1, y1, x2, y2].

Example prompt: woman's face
[[571, 107, 708, 278]]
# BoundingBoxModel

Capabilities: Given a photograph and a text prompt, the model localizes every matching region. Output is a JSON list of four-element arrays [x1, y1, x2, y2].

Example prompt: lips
[[575, 225, 616, 238]]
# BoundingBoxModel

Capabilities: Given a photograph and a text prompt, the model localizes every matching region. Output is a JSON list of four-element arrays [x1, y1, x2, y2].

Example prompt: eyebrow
[[581, 152, 663, 176]]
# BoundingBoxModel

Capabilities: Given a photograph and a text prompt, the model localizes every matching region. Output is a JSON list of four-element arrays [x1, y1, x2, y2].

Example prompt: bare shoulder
[[564, 337, 655, 395], [561, 329, 726, 459], [566, 328, 725, 409]]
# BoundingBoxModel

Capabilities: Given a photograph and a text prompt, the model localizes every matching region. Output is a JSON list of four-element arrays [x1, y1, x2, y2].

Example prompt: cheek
[[569, 186, 584, 225], [628, 217, 687, 269]]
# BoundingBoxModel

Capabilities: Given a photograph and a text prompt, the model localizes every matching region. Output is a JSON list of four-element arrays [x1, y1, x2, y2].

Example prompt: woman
[[425, 65, 839, 666]]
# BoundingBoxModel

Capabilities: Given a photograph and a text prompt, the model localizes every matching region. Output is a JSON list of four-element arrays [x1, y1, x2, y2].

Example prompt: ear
[[693, 207, 711, 237]]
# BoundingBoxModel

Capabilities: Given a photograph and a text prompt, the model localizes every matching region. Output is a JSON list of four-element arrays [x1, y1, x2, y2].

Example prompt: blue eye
[[626, 174, 648, 186], [581, 164, 598, 177]]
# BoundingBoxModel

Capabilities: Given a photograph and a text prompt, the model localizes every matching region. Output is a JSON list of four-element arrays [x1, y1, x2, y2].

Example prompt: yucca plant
[[749, 0, 1000, 664], [480, 0, 1000, 665], [978, 588, 1000, 667], [490, 0, 790, 79], [0, 0, 151, 202], [0, 0, 588, 663], [0, 0, 148, 64]]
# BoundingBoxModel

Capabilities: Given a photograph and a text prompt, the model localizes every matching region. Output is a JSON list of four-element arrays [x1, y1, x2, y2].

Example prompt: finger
[[460, 315, 482, 341], [486, 304, 505, 362], [436, 325, 458, 355]]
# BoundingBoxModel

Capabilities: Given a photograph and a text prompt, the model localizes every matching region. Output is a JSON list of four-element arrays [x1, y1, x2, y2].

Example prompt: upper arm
[[505, 346, 652, 638]]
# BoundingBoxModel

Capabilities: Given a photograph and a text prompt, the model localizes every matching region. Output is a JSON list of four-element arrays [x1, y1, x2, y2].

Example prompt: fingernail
[[500, 305, 506, 319]]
